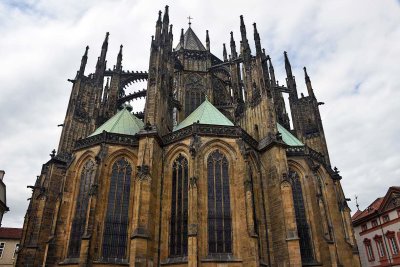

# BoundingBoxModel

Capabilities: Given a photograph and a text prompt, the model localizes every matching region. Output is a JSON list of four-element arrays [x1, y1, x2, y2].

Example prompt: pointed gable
[[89, 107, 144, 137], [379, 186, 400, 213], [174, 99, 234, 131], [175, 27, 206, 51]]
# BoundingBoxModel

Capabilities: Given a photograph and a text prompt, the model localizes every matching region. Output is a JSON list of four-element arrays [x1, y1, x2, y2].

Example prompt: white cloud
[[0, 0, 399, 227]]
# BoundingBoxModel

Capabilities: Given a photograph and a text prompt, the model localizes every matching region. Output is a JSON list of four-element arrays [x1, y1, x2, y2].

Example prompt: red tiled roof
[[0, 227, 22, 239], [352, 197, 383, 222]]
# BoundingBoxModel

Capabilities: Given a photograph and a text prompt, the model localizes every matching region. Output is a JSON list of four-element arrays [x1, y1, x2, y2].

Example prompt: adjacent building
[[353, 186, 400, 266], [0, 227, 22, 266], [16, 6, 360, 267], [0, 171, 9, 226]]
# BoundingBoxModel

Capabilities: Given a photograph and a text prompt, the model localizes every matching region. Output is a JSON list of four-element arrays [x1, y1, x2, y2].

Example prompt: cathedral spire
[[304, 67, 314, 97], [223, 43, 227, 61], [116, 45, 123, 71], [230, 31, 237, 59], [239, 15, 251, 59], [95, 32, 109, 80], [206, 30, 210, 51], [284, 51, 293, 78], [253, 23, 262, 56], [267, 55, 276, 86], [284, 51, 298, 99], [154, 10, 162, 43], [179, 28, 184, 48], [162, 5, 169, 39], [78, 45, 89, 78]]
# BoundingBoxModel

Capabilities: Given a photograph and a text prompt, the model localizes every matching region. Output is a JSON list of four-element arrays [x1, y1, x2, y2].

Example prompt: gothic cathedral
[[16, 6, 361, 267]]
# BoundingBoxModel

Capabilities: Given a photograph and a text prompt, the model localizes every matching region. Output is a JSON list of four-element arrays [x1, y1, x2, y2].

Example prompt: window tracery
[[207, 150, 232, 254], [102, 158, 132, 260], [169, 155, 189, 257], [68, 160, 95, 258], [289, 170, 314, 264], [185, 75, 205, 116]]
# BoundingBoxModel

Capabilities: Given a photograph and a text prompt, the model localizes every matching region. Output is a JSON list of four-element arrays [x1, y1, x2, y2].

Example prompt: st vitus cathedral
[[16, 6, 361, 267]]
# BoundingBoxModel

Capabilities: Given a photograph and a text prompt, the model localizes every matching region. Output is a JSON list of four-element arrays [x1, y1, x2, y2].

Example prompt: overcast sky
[[0, 0, 399, 228]]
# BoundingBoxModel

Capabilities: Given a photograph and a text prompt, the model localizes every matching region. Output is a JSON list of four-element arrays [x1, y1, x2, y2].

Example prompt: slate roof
[[277, 123, 304, 147], [174, 99, 234, 131], [89, 107, 144, 137], [0, 227, 22, 239], [175, 27, 206, 51]]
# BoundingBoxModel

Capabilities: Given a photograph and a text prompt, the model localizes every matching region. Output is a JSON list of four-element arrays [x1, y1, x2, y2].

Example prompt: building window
[[207, 150, 232, 254], [361, 224, 368, 231], [364, 239, 375, 261], [289, 171, 314, 264], [383, 215, 390, 223], [374, 236, 386, 258], [13, 244, 19, 259], [386, 231, 399, 255], [389, 236, 399, 255], [169, 155, 189, 257], [184, 74, 205, 117], [68, 160, 95, 258], [102, 158, 132, 260], [371, 220, 378, 227], [0, 242, 5, 258]]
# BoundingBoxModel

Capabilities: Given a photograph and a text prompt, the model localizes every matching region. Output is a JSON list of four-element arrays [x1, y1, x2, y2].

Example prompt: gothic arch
[[66, 157, 96, 258], [164, 144, 190, 164], [287, 161, 316, 264], [199, 139, 238, 163], [100, 157, 133, 260], [104, 148, 138, 168]]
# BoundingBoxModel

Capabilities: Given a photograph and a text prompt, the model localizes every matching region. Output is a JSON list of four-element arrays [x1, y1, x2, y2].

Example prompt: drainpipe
[[377, 215, 393, 266]]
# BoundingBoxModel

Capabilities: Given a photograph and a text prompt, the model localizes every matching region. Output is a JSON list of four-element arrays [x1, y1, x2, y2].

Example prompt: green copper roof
[[174, 99, 234, 131], [277, 123, 304, 146], [89, 108, 144, 137]]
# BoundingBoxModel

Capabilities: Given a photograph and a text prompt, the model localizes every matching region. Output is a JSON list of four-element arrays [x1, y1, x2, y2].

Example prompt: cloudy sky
[[0, 0, 399, 228]]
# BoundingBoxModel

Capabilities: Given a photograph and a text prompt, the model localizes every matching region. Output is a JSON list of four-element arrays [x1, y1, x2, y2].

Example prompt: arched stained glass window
[[68, 160, 95, 258], [169, 155, 189, 257], [102, 158, 132, 260], [208, 150, 232, 254], [184, 74, 205, 116], [289, 170, 314, 264]]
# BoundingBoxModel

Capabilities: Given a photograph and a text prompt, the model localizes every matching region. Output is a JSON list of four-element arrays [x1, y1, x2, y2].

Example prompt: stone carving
[[136, 165, 151, 182], [189, 134, 202, 158], [189, 176, 198, 188], [188, 223, 198, 236]]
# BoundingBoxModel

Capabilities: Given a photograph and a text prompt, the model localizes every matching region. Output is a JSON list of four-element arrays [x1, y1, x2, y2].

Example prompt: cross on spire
[[187, 16, 193, 27]]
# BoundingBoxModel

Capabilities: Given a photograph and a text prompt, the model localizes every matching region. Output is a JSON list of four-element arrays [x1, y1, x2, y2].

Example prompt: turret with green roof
[[89, 106, 144, 137], [174, 98, 234, 131]]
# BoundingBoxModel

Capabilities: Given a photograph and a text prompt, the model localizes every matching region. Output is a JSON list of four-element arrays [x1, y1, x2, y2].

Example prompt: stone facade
[[16, 6, 360, 267]]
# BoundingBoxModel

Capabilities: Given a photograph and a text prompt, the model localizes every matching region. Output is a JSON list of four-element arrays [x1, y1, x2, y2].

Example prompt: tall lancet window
[[68, 160, 95, 258], [102, 158, 132, 260], [169, 155, 189, 257], [184, 74, 205, 116], [207, 150, 232, 254], [289, 170, 314, 263]]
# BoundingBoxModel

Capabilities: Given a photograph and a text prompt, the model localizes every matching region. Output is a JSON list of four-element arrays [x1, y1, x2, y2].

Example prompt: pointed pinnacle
[[102, 32, 109, 49], [157, 10, 162, 23], [303, 67, 310, 80]]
